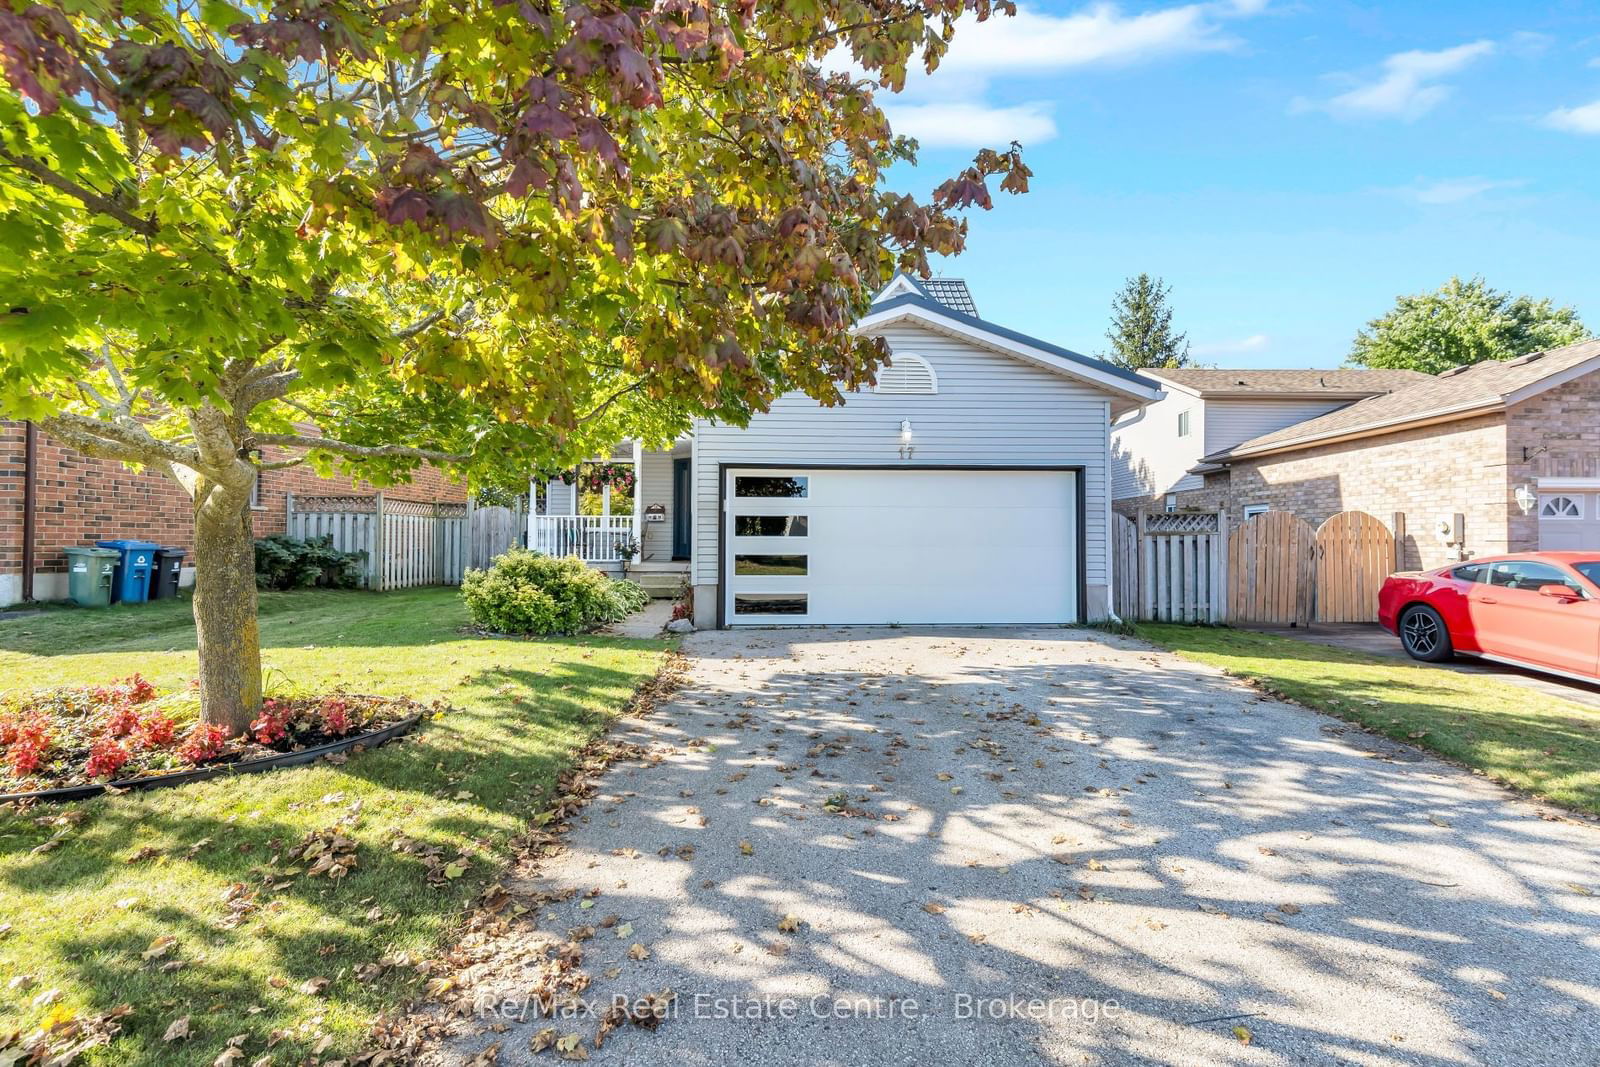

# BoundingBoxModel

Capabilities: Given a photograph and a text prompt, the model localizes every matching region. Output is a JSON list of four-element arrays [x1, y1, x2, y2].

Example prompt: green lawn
[[0, 588, 670, 1064], [1137, 624, 1600, 815]]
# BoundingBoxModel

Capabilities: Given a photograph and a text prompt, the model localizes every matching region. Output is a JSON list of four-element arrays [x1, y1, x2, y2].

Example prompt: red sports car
[[1378, 552, 1600, 683]]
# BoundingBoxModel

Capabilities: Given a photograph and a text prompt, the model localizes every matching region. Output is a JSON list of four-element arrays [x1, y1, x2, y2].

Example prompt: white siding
[[1203, 398, 1355, 456], [544, 479, 575, 516], [638, 447, 676, 562], [1111, 390, 1206, 499], [692, 323, 1116, 613]]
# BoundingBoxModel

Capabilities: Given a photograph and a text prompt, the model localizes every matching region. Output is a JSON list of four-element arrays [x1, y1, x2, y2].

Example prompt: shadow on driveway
[[425, 626, 1600, 1066]]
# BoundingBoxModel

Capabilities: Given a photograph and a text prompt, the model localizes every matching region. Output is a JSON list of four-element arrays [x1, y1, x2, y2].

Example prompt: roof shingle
[[919, 278, 979, 317], [1145, 367, 1428, 396], [1208, 339, 1600, 461]]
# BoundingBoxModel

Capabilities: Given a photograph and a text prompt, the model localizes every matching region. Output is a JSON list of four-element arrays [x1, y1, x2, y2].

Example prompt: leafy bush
[[255, 534, 365, 591], [612, 579, 651, 614], [460, 550, 648, 635]]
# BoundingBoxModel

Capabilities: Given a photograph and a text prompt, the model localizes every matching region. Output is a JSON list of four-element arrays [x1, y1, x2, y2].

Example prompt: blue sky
[[880, 1, 1600, 368]]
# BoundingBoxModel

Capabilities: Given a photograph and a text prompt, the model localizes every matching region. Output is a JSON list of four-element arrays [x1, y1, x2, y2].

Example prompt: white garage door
[[1539, 492, 1600, 551], [723, 468, 1079, 626]]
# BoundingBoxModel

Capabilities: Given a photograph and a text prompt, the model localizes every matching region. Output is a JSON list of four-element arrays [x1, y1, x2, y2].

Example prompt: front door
[[672, 458, 692, 560]]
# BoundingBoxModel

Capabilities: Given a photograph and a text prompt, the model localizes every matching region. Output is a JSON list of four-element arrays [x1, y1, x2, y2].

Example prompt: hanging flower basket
[[561, 462, 635, 495]]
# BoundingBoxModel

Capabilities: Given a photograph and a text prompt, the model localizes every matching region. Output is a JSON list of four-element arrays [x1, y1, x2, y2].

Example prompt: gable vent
[[874, 352, 938, 394]]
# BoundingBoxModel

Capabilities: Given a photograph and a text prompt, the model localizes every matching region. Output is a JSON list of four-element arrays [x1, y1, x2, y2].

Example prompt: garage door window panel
[[735, 515, 808, 537], [733, 594, 808, 616], [735, 476, 807, 498], [735, 554, 808, 577]]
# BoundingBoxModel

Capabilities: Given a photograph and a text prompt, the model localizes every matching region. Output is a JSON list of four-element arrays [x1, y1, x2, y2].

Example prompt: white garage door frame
[[716, 464, 1087, 628], [1537, 481, 1600, 551]]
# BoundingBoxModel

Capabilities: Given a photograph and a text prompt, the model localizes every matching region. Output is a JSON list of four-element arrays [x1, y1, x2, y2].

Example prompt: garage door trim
[[715, 463, 1088, 628]]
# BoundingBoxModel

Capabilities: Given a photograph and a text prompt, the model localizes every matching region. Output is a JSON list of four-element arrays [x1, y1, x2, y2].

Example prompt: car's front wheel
[[1399, 604, 1453, 663]]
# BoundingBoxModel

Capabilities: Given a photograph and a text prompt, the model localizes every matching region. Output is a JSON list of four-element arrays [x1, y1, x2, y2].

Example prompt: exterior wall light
[[898, 420, 914, 460], [1514, 484, 1537, 514]]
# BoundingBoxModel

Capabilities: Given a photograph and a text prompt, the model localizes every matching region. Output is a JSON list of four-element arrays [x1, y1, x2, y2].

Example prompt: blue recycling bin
[[95, 539, 160, 604]]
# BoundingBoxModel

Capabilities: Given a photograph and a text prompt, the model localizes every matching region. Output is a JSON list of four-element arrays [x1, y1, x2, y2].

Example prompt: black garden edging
[[0, 713, 423, 805]]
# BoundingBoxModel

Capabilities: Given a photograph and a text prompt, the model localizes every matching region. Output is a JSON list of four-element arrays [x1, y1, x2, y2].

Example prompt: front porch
[[529, 439, 691, 596]]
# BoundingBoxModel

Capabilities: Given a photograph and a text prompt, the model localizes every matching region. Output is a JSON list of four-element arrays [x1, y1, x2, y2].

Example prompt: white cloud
[[834, 2, 1267, 150], [1299, 41, 1494, 121], [1192, 334, 1269, 356], [928, 2, 1247, 78], [1394, 176, 1528, 204], [1543, 97, 1600, 134], [880, 101, 1059, 148]]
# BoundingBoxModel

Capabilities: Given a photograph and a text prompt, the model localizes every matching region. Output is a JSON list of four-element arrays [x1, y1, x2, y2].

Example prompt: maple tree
[[0, 0, 1031, 730]]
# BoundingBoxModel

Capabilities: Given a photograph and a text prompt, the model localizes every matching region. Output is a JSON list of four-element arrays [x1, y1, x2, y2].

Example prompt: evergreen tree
[[1103, 274, 1191, 370]]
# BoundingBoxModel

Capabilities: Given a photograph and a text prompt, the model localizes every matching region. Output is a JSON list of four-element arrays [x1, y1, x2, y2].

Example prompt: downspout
[[1104, 403, 1123, 624], [21, 421, 36, 602]]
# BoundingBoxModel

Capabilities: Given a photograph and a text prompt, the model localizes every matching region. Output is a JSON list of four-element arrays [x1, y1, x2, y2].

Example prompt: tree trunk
[[192, 485, 262, 734]]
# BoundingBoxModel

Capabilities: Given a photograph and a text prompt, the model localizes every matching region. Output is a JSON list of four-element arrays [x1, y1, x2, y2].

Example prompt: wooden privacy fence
[[1114, 507, 1399, 626], [466, 502, 526, 569], [1227, 511, 1317, 627], [286, 493, 469, 591], [1136, 510, 1228, 623], [1314, 511, 1396, 623]]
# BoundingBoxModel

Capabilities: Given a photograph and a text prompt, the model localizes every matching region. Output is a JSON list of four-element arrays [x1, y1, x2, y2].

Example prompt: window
[[1243, 504, 1270, 519], [1177, 410, 1192, 437], [873, 352, 938, 394], [249, 474, 262, 510], [1450, 563, 1487, 584], [735, 475, 807, 498], [734, 594, 807, 616], [1163, 494, 1177, 513], [735, 554, 807, 577], [1540, 494, 1584, 519], [1487, 561, 1580, 592], [735, 515, 808, 537], [1576, 562, 1600, 588]]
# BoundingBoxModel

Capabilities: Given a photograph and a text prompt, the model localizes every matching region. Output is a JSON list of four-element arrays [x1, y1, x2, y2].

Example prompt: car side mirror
[[1538, 583, 1582, 601]]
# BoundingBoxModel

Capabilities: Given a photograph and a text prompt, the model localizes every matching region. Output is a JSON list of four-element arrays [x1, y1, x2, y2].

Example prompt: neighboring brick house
[[1110, 367, 1428, 517], [0, 422, 467, 605], [1183, 339, 1600, 570]]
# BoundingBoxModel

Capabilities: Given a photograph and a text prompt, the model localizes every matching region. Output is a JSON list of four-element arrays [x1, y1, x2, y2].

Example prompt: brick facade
[[1504, 373, 1600, 552], [0, 421, 467, 582], [1167, 366, 1600, 571]]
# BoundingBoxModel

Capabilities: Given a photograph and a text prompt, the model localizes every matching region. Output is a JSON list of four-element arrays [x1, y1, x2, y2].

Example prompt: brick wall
[[0, 422, 467, 577], [1504, 372, 1600, 551], [1186, 413, 1511, 570]]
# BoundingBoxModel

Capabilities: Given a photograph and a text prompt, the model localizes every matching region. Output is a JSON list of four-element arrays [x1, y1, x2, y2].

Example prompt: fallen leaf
[[298, 977, 330, 997], [164, 1016, 192, 1042], [143, 935, 178, 961], [1277, 903, 1301, 915], [1232, 1025, 1252, 1045], [627, 943, 650, 960], [777, 914, 802, 933], [738, 840, 753, 857], [530, 1028, 557, 1053], [921, 902, 946, 915]]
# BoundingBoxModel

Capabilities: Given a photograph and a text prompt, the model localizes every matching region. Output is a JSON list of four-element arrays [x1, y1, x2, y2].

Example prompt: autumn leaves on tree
[[0, 0, 1033, 729]]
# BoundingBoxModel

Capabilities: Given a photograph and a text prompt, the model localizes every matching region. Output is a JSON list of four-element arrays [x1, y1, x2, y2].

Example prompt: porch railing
[[530, 514, 636, 562]]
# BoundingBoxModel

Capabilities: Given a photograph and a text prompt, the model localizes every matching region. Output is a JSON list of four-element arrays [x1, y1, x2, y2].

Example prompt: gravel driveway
[[438, 627, 1600, 1067]]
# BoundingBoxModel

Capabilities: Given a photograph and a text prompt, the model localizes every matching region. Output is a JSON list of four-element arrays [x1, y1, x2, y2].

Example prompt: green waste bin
[[64, 546, 120, 608]]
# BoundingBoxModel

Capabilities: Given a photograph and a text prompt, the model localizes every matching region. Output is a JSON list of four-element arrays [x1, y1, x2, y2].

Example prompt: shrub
[[460, 550, 647, 635], [254, 534, 365, 591]]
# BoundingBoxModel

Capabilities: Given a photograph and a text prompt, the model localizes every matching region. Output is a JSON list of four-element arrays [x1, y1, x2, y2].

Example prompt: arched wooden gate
[[1314, 511, 1396, 623], [1227, 512, 1316, 626]]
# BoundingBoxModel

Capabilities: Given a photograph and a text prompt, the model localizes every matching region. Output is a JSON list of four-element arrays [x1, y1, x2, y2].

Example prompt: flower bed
[[1, 675, 426, 795]]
